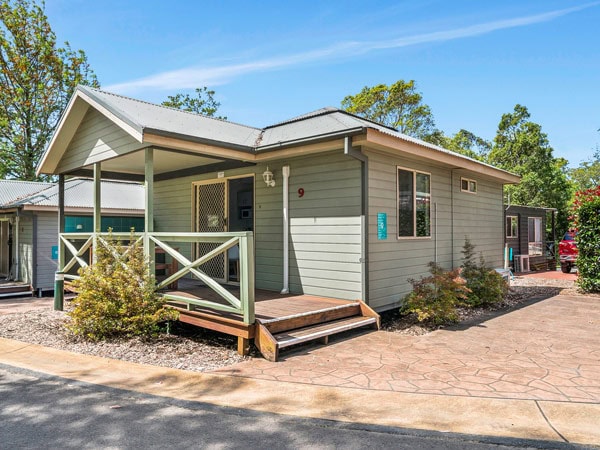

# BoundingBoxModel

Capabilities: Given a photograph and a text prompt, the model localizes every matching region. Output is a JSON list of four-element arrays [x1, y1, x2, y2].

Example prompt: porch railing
[[58, 231, 255, 324]]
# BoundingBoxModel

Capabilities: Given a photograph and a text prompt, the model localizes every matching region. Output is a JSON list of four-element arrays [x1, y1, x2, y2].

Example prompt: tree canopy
[[433, 129, 491, 161], [568, 146, 600, 193], [161, 87, 226, 119], [0, 0, 99, 180], [341, 79, 436, 141], [488, 104, 572, 232]]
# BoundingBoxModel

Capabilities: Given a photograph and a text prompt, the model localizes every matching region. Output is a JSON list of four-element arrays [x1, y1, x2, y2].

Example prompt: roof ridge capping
[[77, 85, 260, 131]]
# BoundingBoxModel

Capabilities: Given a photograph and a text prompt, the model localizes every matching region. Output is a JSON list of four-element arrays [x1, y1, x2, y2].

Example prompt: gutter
[[257, 127, 366, 153], [344, 136, 369, 304], [144, 128, 256, 154]]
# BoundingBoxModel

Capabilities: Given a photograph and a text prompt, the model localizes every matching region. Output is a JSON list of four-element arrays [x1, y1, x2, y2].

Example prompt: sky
[[44, 0, 600, 167]]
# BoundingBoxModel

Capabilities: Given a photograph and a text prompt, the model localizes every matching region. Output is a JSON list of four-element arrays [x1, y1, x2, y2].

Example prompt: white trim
[[506, 215, 518, 238]]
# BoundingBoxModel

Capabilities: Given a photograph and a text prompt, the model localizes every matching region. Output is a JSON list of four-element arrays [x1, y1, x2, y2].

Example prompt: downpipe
[[281, 165, 290, 294]]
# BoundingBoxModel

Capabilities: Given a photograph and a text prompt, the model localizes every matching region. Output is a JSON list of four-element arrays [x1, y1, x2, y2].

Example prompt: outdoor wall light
[[263, 166, 275, 187]]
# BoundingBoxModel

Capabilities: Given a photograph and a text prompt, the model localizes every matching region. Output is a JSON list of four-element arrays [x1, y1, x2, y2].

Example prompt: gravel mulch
[[0, 305, 248, 372], [0, 273, 589, 372]]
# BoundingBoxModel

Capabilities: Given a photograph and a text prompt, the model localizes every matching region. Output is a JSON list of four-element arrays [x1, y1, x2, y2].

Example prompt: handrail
[[58, 231, 255, 324]]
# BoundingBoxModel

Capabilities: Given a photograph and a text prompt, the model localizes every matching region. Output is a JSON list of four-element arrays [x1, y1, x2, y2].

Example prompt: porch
[[56, 231, 379, 361]]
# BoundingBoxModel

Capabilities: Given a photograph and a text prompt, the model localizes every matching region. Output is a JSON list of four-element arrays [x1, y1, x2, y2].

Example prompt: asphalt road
[[0, 365, 585, 450]]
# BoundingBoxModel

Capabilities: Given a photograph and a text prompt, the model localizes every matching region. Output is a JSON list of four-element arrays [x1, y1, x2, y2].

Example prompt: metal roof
[[0, 178, 144, 212], [79, 86, 261, 149], [38, 86, 519, 183], [0, 180, 53, 207]]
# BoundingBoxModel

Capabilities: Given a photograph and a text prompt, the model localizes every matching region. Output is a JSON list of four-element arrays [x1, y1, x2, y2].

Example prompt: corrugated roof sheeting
[[38, 85, 518, 182], [0, 178, 144, 211], [82, 87, 261, 148], [0, 180, 53, 207]]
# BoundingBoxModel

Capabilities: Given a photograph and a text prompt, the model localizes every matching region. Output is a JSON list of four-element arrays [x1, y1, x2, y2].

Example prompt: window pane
[[506, 216, 518, 237], [461, 179, 468, 190], [469, 181, 477, 192], [416, 173, 431, 237], [398, 169, 414, 236]]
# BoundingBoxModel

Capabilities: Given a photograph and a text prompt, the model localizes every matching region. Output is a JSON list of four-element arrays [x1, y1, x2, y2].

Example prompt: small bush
[[402, 262, 470, 325], [461, 238, 508, 307], [572, 186, 600, 292], [68, 233, 178, 341]]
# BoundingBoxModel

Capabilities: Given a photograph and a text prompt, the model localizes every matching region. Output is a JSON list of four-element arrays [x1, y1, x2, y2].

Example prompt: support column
[[54, 175, 65, 311], [145, 148, 155, 277], [58, 174, 65, 269], [93, 163, 101, 263]]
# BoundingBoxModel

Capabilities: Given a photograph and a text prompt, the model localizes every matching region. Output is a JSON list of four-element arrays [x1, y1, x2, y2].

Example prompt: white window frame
[[461, 177, 477, 194], [397, 167, 431, 239], [528, 217, 543, 256], [506, 215, 518, 238]]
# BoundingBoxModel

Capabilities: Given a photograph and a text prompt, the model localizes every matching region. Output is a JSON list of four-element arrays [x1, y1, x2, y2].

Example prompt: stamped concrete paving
[[214, 294, 600, 403]]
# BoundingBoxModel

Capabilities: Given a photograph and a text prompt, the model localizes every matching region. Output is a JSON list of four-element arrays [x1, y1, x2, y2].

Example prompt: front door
[[193, 176, 254, 282]]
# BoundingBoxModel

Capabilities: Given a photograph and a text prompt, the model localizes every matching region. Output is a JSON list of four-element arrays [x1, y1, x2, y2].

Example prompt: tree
[[162, 87, 226, 119], [568, 146, 600, 193], [488, 104, 572, 234], [341, 79, 436, 140], [433, 129, 491, 161], [0, 0, 99, 180]]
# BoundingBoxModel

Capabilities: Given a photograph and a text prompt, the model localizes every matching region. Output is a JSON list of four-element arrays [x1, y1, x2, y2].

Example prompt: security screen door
[[193, 176, 254, 282], [194, 180, 227, 281]]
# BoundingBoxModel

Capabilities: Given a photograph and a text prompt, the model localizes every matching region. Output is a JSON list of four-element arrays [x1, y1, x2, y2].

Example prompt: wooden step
[[0, 284, 32, 297], [274, 316, 377, 348], [258, 302, 362, 334], [255, 300, 380, 362]]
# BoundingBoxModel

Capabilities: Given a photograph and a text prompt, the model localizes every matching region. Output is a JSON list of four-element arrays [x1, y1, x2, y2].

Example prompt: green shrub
[[402, 262, 470, 325], [68, 233, 178, 341], [461, 238, 508, 307], [572, 187, 600, 292]]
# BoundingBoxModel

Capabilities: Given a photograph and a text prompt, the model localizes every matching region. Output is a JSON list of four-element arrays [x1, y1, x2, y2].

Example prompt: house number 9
[[298, 188, 304, 198]]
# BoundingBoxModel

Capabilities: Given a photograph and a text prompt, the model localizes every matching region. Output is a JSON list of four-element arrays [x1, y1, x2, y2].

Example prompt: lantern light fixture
[[263, 166, 275, 187]]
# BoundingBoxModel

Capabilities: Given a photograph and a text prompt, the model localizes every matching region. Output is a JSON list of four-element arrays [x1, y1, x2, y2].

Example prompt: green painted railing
[[58, 231, 255, 324]]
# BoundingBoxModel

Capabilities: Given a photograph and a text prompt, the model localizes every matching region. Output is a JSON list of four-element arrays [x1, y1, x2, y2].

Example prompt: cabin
[[504, 205, 556, 272], [37, 86, 520, 360], [0, 178, 144, 296]]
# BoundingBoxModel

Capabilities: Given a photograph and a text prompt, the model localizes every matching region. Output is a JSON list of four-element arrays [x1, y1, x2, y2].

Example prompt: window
[[506, 216, 518, 238], [528, 217, 543, 256], [461, 177, 477, 193], [398, 168, 431, 237]]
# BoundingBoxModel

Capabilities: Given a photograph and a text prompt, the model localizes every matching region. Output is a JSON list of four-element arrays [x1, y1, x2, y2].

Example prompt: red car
[[559, 231, 578, 273]]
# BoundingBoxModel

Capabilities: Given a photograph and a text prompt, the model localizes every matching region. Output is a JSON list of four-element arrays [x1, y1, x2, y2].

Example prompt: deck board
[[164, 279, 355, 322]]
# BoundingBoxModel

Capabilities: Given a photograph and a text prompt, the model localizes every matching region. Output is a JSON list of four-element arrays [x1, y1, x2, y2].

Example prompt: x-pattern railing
[[58, 231, 255, 324]]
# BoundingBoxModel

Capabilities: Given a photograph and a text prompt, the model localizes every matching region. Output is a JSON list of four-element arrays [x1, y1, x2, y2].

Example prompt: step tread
[[274, 316, 377, 348], [257, 302, 360, 325]]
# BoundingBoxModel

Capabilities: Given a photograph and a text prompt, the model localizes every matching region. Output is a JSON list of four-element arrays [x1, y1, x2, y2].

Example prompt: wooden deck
[[164, 278, 373, 357]]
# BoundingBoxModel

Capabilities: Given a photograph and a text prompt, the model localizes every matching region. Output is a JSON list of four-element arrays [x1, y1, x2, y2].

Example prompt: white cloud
[[106, 2, 598, 94]]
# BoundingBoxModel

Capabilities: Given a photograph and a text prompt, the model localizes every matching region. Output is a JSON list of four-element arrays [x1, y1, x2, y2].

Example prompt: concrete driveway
[[214, 293, 600, 404]]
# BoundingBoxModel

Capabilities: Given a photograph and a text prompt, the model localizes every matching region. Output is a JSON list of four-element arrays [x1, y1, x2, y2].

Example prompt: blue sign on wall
[[51, 245, 58, 260], [377, 213, 387, 240]]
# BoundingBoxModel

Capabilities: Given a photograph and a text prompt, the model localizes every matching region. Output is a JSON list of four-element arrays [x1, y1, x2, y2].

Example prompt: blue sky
[[45, 1, 600, 166]]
